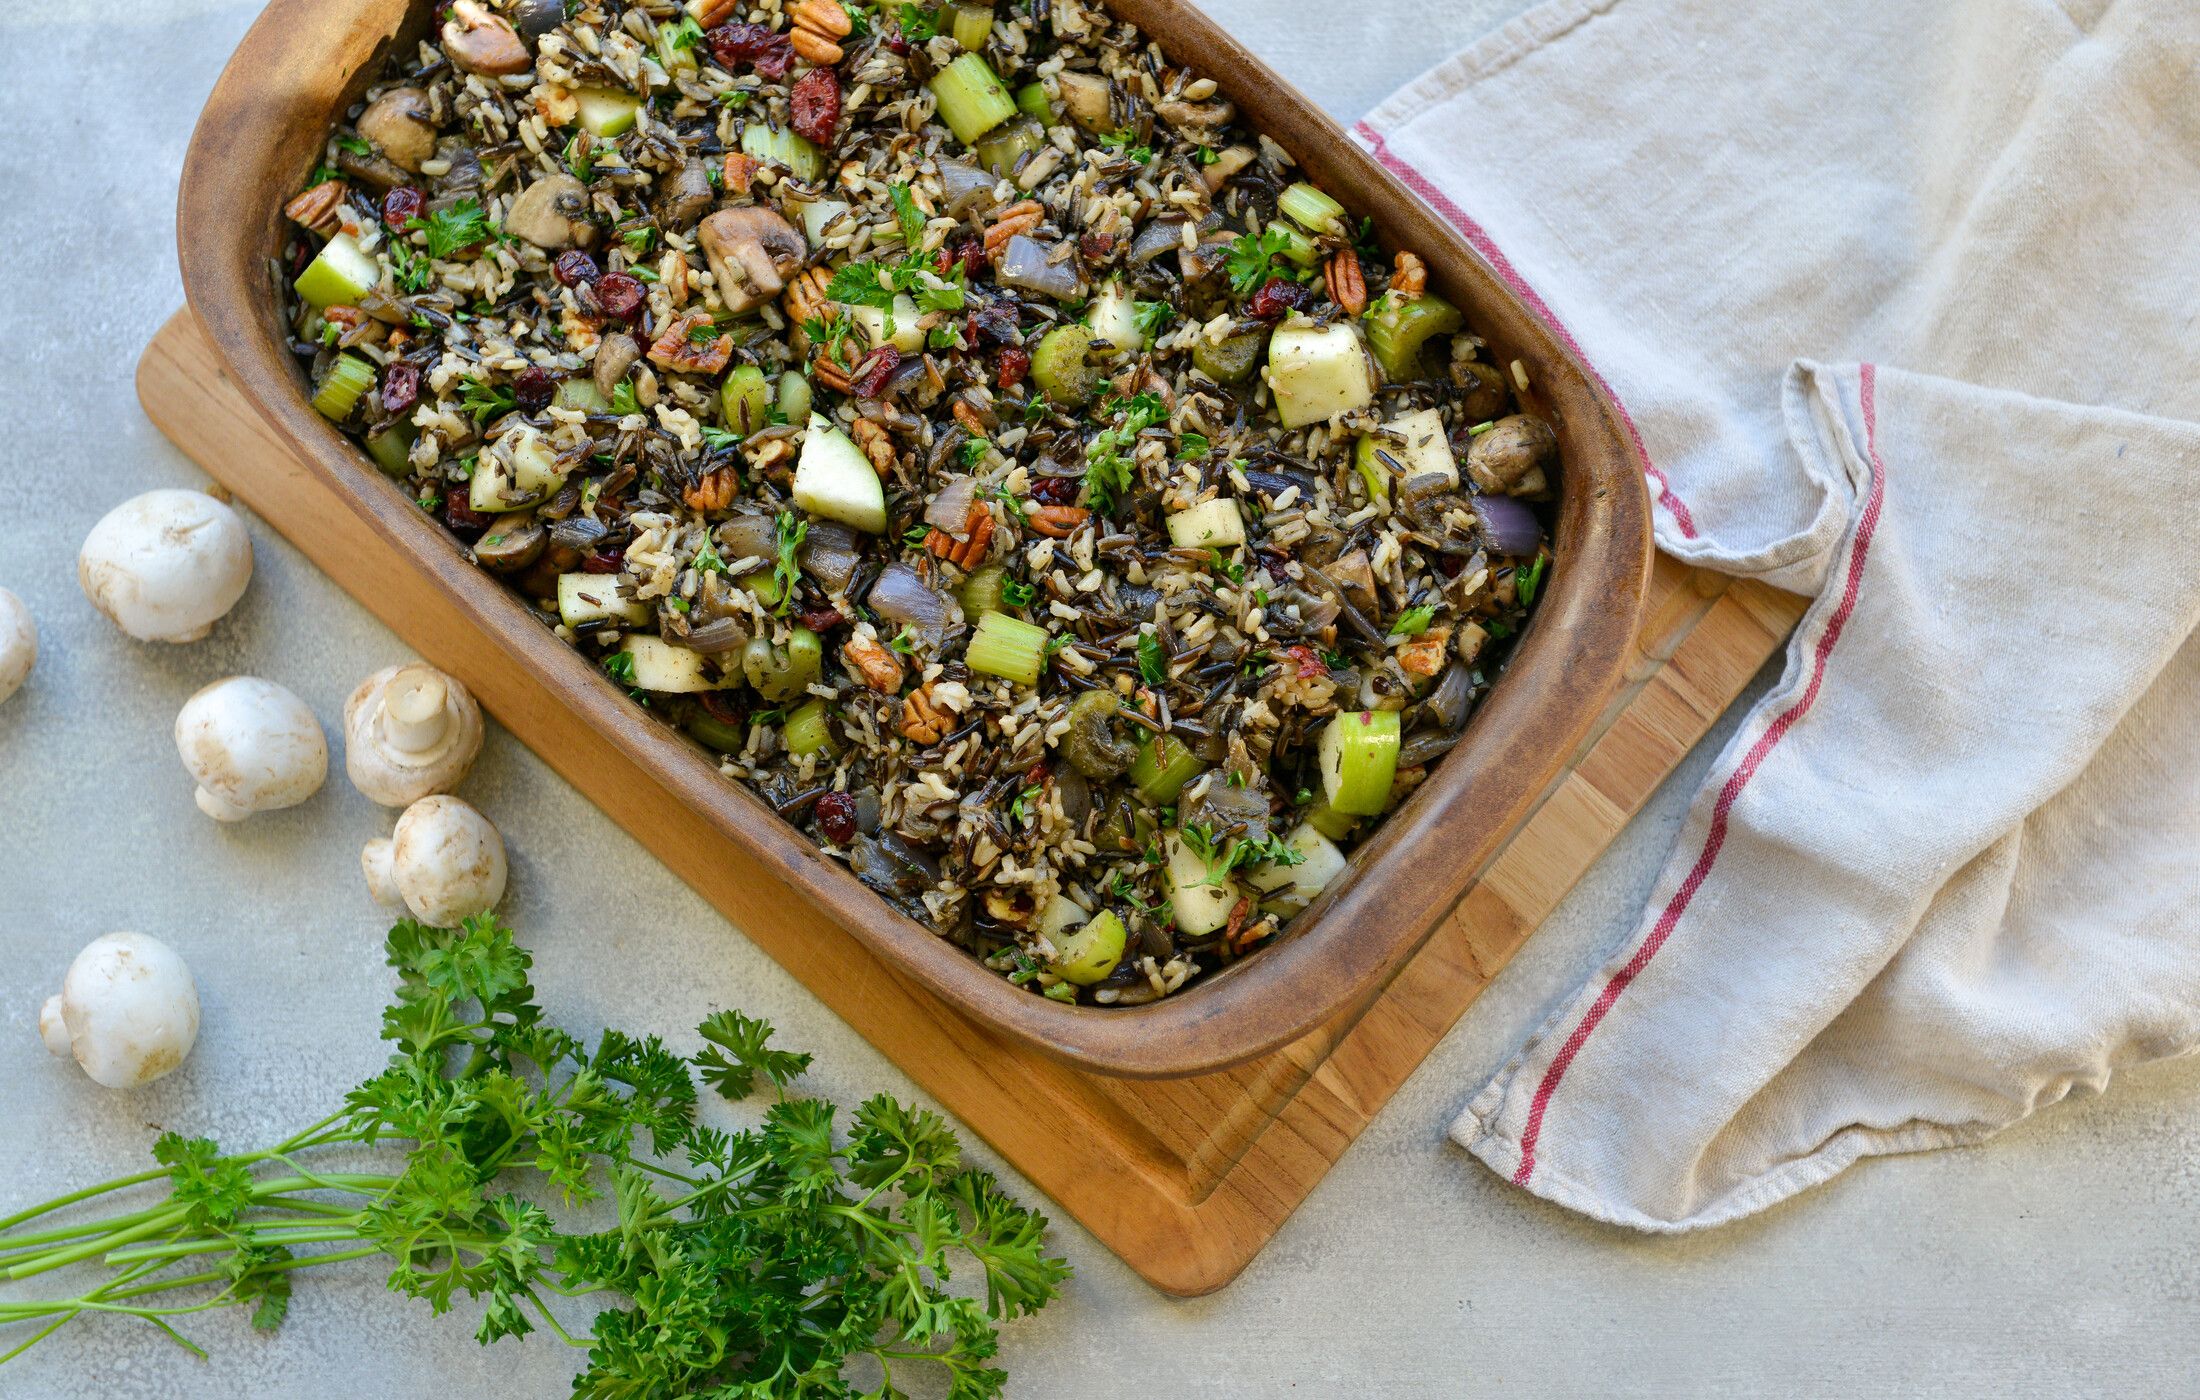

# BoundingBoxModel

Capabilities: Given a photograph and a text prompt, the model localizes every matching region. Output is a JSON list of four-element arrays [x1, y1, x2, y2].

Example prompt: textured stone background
[[2, 2, 2196, 1396]]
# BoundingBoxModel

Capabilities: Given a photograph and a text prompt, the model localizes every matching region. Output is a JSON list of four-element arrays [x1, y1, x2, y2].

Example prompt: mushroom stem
[[194, 786, 257, 823], [362, 838, 401, 907], [38, 996, 68, 1058], [383, 666, 452, 753]]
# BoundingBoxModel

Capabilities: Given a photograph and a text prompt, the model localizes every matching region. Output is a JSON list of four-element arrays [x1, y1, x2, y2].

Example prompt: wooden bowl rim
[[176, 0, 1652, 1079]]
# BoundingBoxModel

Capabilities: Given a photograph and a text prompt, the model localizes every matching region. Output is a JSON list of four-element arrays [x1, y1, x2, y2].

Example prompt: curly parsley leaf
[[1389, 603, 1438, 637], [1136, 631, 1168, 686], [408, 197, 500, 259], [1225, 226, 1293, 295]]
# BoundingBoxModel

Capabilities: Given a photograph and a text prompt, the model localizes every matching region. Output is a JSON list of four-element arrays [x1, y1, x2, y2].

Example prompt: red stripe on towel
[[1352, 121, 1699, 539], [1507, 364, 1890, 1186]]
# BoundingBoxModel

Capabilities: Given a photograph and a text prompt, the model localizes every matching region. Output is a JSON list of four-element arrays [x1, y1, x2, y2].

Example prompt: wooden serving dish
[[177, 0, 1653, 1078]]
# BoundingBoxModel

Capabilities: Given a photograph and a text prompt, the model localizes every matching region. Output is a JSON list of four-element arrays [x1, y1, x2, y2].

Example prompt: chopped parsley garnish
[[1133, 300, 1174, 340], [887, 625, 919, 655], [1007, 782, 1042, 825], [1177, 432, 1210, 461], [692, 538, 729, 575], [1098, 131, 1153, 164], [897, 3, 939, 41], [608, 380, 641, 416], [333, 134, 372, 157], [1224, 226, 1293, 295], [1207, 549, 1244, 583], [1082, 392, 1168, 516], [960, 438, 992, 467], [1002, 578, 1037, 608], [659, 14, 704, 50], [773, 510, 807, 613], [1136, 631, 1167, 687], [408, 198, 499, 259], [700, 425, 744, 451], [456, 376, 516, 424], [890, 181, 927, 252], [1517, 555, 1548, 606], [601, 650, 637, 684], [1389, 604, 1438, 637]]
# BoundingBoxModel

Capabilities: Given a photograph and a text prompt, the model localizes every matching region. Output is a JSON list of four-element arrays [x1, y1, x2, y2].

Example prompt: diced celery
[[1271, 223, 1322, 268], [792, 413, 887, 533], [1318, 710, 1401, 816], [364, 418, 417, 476], [776, 370, 813, 424], [294, 233, 380, 310], [685, 712, 748, 753], [555, 378, 612, 414], [1013, 81, 1056, 125], [1166, 498, 1246, 550], [1052, 910, 1128, 986], [721, 365, 772, 437], [309, 353, 376, 421], [1304, 796, 1361, 841], [1278, 181, 1347, 237], [1129, 733, 1206, 804], [966, 610, 1049, 685], [957, 564, 1010, 617], [1264, 321, 1376, 428], [576, 87, 640, 137], [930, 53, 1018, 145], [742, 627, 823, 702], [1164, 832, 1238, 936], [622, 635, 732, 693], [1363, 291, 1465, 382], [557, 572, 651, 628], [1191, 328, 1268, 385], [1355, 406, 1458, 503], [740, 122, 825, 182], [783, 698, 837, 756], [1030, 323, 1096, 406], [970, 116, 1044, 178], [950, 2, 995, 52]]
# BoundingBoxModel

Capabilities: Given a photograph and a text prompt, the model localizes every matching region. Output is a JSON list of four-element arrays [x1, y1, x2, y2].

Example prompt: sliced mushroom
[[472, 512, 546, 572], [1055, 70, 1113, 131], [336, 146, 414, 192], [1155, 96, 1236, 141], [502, 172, 592, 250], [357, 87, 437, 173], [1466, 414, 1558, 496], [1199, 144, 1256, 193], [697, 206, 808, 315], [442, 0, 533, 77], [656, 160, 717, 232], [593, 332, 641, 397]]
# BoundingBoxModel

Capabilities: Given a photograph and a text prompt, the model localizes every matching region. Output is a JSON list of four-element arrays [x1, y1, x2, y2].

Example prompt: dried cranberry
[[995, 345, 1031, 389], [513, 367, 556, 410], [815, 791, 858, 846], [790, 67, 842, 147], [382, 185, 425, 229], [594, 271, 647, 323], [1247, 276, 1313, 321], [1281, 645, 1328, 679], [707, 22, 793, 78], [1256, 546, 1293, 582], [1079, 230, 1117, 263], [581, 547, 626, 574], [1029, 475, 1081, 505], [967, 302, 1019, 346], [1434, 552, 1466, 579], [445, 495, 490, 536], [849, 346, 901, 399], [940, 235, 986, 282], [382, 362, 420, 416], [697, 689, 744, 725], [882, 16, 912, 53], [797, 605, 845, 632], [551, 249, 600, 287]]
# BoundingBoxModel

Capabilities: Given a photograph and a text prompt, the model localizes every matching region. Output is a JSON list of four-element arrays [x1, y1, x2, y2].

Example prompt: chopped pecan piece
[[1392, 249, 1429, 297], [925, 502, 995, 568], [647, 310, 735, 376], [782, 265, 832, 328], [789, 0, 852, 61], [900, 684, 950, 744], [1325, 248, 1367, 316], [722, 151, 761, 195], [1027, 504, 1090, 538], [983, 200, 1045, 257], [284, 179, 348, 236], [684, 466, 739, 512], [843, 634, 907, 693], [1395, 626, 1451, 677], [850, 417, 897, 473], [692, 0, 740, 24]]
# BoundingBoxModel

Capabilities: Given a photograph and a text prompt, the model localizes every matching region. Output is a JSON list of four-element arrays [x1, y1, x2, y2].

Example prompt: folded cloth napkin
[[1355, 0, 2200, 1230]]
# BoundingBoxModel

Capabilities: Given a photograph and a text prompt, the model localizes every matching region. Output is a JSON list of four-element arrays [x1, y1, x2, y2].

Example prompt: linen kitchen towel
[[1356, 0, 2200, 1229]]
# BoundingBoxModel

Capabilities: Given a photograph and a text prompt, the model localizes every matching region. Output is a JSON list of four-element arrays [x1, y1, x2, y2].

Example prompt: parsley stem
[[522, 1286, 594, 1347], [105, 1224, 367, 1266], [0, 1168, 170, 1233]]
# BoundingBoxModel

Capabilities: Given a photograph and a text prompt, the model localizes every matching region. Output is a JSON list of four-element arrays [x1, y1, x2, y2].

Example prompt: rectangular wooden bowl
[[176, 0, 1653, 1079]]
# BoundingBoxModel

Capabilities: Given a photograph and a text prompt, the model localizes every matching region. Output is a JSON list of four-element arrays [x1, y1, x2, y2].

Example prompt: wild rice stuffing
[[284, 0, 1557, 1006]]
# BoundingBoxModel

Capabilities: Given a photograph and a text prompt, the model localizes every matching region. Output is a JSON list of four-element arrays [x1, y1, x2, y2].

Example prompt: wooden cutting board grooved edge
[[136, 310, 1802, 1296]]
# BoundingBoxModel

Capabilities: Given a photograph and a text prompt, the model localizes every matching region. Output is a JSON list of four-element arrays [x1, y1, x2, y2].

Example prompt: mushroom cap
[[77, 489, 253, 643], [174, 676, 329, 821], [357, 86, 437, 173], [343, 662, 485, 807], [377, 795, 508, 927], [697, 207, 808, 315], [0, 586, 34, 706], [51, 932, 200, 1089]]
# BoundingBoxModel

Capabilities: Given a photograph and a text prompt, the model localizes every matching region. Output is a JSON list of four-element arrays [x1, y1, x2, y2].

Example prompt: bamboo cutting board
[[137, 309, 1803, 1295]]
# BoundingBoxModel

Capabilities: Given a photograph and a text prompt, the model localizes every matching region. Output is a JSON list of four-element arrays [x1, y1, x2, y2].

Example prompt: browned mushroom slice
[[656, 160, 717, 233], [1198, 144, 1256, 193], [473, 513, 546, 573], [696, 207, 808, 315], [1154, 96, 1236, 142], [442, 0, 533, 77], [1054, 70, 1113, 131], [593, 332, 641, 397], [502, 173, 592, 250], [357, 87, 437, 172]]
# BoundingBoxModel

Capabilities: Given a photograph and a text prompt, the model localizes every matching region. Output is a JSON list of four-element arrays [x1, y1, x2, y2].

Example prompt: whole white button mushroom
[[0, 587, 34, 705], [362, 795, 508, 926], [77, 489, 253, 643], [343, 663, 484, 807], [174, 676, 329, 821], [39, 933, 201, 1089]]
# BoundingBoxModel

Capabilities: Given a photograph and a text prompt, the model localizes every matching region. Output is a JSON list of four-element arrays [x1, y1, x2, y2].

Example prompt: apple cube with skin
[[1166, 498, 1247, 551], [294, 232, 381, 310], [1165, 831, 1241, 937], [792, 413, 888, 534], [1264, 321, 1376, 429], [556, 572, 651, 628], [575, 87, 640, 137], [620, 635, 733, 693], [1355, 406, 1459, 502], [846, 295, 927, 355]]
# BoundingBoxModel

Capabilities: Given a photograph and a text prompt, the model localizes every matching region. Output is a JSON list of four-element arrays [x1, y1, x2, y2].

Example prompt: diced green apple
[[1166, 498, 1246, 550], [847, 294, 926, 354], [799, 197, 853, 244], [792, 413, 888, 534], [1052, 911, 1128, 986], [1264, 321, 1375, 429], [1355, 406, 1459, 502], [1088, 280, 1144, 353], [1035, 893, 1092, 940], [1318, 709, 1401, 817], [1244, 822, 1349, 913], [1165, 831, 1240, 937], [467, 451, 523, 513], [507, 427, 567, 499], [576, 87, 640, 137], [294, 232, 381, 310], [557, 572, 652, 628], [620, 635, 731, 692]]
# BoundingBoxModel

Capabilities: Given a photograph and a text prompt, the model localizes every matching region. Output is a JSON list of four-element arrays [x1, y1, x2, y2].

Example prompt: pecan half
[[900, 684, 949, 744], [284, 179, 348, 236], [1392, 249, 1429, 297], [925, 501, 995, 568], [1027, 504, 1090, 538], [1325, 248, 1367, 316], [647, 310, 735, 376], [983, 200, 1044, 257], [850, 417, 897, 473], [788, 0, 850, 61], [781, 265, 832, 328], [683, 466, 739, 512], [692, 0, 740, 24], [790, 27, 844, 64], [843, 634, 907, 693], [811, 354, 855, 394]]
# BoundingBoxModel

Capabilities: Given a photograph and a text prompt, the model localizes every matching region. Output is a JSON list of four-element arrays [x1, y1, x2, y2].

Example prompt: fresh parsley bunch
[[0, 916, 1070, 1395]]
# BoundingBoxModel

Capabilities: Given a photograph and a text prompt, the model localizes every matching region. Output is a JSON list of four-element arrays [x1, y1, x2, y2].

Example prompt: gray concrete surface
[[3, 2, 2197, 1396]]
